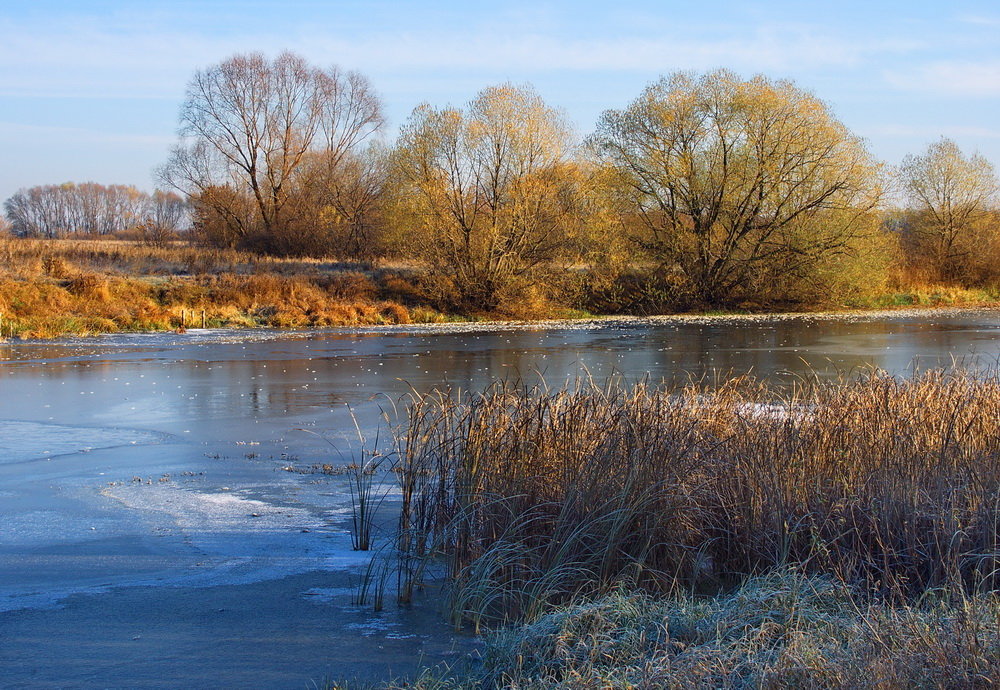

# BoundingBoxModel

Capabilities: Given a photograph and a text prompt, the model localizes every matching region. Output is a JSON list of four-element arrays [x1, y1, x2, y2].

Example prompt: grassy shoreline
[[1, 270, 998, 340], [360, 572, 1000, 689], [2, 238, 1000, 339]]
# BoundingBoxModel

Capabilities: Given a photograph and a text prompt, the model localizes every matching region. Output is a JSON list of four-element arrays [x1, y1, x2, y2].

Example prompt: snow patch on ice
[[100, 482, 375, 580]]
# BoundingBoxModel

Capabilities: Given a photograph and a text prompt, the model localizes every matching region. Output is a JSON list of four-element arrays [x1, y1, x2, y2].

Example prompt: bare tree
[[298, 142, 391, 259], [160, 51, 384, 255], [590, 70, 882, 306], [897, 138, 999, 283], [134, 191, 190, 246]]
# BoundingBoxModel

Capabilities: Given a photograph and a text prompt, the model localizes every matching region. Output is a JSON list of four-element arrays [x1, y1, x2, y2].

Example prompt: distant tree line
[[4, 52, 998, 312], [895, 139, 1000, 285], [3, 183, 189, 240]]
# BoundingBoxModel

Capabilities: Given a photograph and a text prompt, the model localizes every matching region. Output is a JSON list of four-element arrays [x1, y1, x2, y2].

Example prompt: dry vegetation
[[0, 237, 458, 337], [370, 572, 999, 689], [348, 370, 1000, 688], [0, 236, 997, 339]]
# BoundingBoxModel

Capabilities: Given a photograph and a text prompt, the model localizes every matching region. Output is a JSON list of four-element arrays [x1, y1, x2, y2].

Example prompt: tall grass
[[392, 371, 1000, 630], [0, 237, 442, 337]]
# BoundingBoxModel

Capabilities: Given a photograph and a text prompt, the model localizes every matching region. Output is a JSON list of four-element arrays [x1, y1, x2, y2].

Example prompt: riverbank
[[2, 237, 1000, 339], [346, 303, 1000, 336], [2, 268, 999, 341]]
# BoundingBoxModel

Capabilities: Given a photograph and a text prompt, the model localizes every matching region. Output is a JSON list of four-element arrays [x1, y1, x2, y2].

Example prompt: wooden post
[[181, 309, 186, 328], [201, 310, 206, 329]]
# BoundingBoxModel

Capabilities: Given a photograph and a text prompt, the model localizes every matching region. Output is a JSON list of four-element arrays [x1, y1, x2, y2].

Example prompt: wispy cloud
[[0, 14, 916, 99], [0, 1, 997, 200], [299, 26, 900, 73], [866, 124, 1000, 140], [0, 121, 174, 147], [884, 60, 1000, 97]]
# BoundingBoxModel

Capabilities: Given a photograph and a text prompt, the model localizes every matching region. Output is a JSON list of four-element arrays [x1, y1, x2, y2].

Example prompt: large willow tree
[[391, 84, 584, 310], [590, 70, 882, 306]]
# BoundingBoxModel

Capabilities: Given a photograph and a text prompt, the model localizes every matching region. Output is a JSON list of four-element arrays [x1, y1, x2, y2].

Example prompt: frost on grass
[[477, 572, 1000, 688], [381, 571, 1000, 689]]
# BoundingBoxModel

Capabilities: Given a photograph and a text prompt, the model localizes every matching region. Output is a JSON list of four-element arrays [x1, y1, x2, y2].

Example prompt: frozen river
[[2, 311, 999, 687]]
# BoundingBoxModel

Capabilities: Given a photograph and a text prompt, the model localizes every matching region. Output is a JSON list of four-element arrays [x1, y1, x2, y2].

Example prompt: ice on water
[[0, 420, 163, 463]]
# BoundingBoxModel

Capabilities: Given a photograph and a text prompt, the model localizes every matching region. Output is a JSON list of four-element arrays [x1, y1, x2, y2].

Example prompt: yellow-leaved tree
[[390, 84, 587, 311], [589, 70, 884, 307], [897, 138, 999, 284]]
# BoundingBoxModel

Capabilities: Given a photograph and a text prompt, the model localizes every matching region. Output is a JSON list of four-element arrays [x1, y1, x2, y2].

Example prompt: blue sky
[[1, 0, 998, 203]]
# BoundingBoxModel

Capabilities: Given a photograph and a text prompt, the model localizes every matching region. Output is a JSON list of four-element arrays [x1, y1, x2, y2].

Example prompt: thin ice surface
[[0, 313, 998, 687], [0, 420, 163, 463]]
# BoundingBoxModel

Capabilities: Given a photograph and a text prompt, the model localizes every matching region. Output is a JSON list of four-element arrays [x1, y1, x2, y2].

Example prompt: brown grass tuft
[[392, 371, 1000, 630]]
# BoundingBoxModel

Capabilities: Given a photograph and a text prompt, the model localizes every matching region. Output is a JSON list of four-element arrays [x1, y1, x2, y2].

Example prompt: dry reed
[[392, 371, 1000, 630]]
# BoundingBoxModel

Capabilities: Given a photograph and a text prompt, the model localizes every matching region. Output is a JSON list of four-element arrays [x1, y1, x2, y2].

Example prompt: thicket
[[896, 138, 1000, 286], [154, 54, 1000, 313]]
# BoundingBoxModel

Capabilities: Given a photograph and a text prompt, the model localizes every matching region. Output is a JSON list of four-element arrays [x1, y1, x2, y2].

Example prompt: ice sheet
[[0, 420, 164, 463]]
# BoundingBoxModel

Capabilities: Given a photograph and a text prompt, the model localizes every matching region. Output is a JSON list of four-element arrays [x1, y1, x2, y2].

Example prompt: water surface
[[1, 311, 999, 687]]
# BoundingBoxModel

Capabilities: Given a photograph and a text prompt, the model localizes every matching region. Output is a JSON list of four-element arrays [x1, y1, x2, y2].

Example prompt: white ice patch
[[0, 420, 162, 463], [301, 586, 354, 603], [105, 483, 320, 543], [101, 483, 375, 579]]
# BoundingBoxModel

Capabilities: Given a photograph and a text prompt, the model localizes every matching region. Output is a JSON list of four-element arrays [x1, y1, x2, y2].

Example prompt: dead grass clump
[[393, 371, 1000, 631], [380, 272, 426, 304], [65, 274, 112, 300], [379, 303, 411, 324], [41, 254, 74, 278], [319, 272, 378, 301]]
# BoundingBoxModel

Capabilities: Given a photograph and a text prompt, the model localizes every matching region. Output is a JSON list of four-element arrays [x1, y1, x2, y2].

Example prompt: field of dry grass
[[0, 237, 450, 337]]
